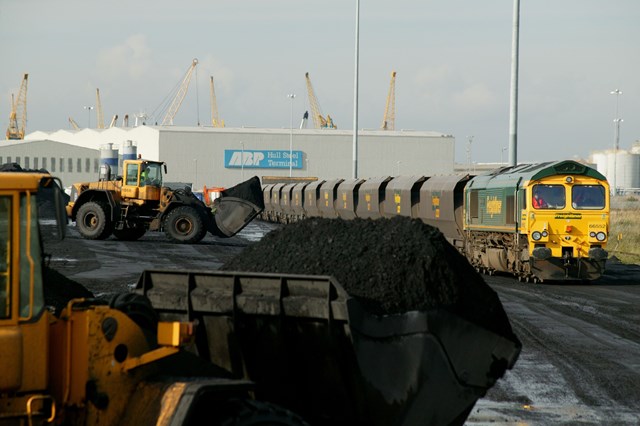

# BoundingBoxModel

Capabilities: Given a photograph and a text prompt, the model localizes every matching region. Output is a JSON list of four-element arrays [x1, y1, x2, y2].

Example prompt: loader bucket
[[135, 270, 521, 426], [209, 176, 265, 238]]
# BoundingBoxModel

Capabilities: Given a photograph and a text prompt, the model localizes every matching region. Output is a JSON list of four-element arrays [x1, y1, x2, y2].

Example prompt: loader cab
[[122, 160, 166, 201], [0, 173, 66, 400]]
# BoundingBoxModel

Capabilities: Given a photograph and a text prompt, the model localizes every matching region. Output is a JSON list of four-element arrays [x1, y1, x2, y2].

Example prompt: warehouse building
[[2, 126, 455, 189]]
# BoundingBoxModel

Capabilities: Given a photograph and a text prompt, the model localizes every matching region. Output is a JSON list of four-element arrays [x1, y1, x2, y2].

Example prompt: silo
[[616, 151, 640, 190], [122, 140, 138, 161], [100, 143, 119, 178], [592, 151, 609, 180]]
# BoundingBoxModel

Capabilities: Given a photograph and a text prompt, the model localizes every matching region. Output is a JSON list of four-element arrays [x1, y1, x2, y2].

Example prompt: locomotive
[[260, 160, 610, 282]]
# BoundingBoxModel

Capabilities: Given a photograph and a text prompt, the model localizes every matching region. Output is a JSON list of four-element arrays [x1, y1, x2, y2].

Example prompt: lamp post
[[240, 142, 245, 181], [466, 136, 473, 173], [352, 0, 360, 179], [610, 89, 623, 196], [84, 105, 94, 128], [287, 94, 295, 177]]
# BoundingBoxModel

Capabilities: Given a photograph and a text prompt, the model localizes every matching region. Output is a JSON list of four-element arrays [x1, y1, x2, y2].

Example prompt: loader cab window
[[0, 196, 11, 319], [572, 185, 605, 210], [19, 194, 44, 320], [140, 163, 163, 187], [532, 184, 565, 210], [126, 164, 140, 186]]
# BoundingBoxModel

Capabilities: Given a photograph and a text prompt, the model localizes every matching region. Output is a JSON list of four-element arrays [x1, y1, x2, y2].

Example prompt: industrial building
[[1, 126, 455, 189]]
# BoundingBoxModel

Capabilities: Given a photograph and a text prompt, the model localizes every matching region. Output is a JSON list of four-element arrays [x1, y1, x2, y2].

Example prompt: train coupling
[[532, 247, 552, 260]]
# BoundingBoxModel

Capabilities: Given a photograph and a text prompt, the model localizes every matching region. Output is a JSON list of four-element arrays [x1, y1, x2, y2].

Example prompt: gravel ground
[[44, 220, 640, 425]]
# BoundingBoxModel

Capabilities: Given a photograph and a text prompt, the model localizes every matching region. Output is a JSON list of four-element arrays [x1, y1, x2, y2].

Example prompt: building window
[[34, 157, 38, 169], [68, 158, 73, 173], [42, 157, 47, 170], [15, 157, 20, 165], [6, 156, 11, 163], [77, 158, 82, 173], [59, 158, 64, 172], [85, 158, 90, 173], [24, 157, 30, 169], [94, 159, 99, 173], [0, 157, 3, 164], [50, 158, 55, 172]]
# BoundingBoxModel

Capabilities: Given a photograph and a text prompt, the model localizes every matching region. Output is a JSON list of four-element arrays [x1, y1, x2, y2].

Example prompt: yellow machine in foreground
[[0, 172, 301, 425]]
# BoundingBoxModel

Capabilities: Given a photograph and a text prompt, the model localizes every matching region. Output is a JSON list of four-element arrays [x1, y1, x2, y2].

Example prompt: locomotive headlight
[[542, 231, 548, 237], [596, 232, 606, 241], [590, 231, 596, 238], [565, 176, 573, 184], [532, 231, 542, 241]]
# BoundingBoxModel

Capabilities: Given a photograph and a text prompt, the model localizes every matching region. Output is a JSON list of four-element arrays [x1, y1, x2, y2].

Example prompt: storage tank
[[616, 151, 640, 190], [121, 140, 138, 161], [100, 143, 119, 178], [591, 151, 608, 179]]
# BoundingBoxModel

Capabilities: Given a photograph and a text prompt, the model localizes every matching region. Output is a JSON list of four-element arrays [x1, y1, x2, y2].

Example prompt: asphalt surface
[[46, 220, 640, 425]]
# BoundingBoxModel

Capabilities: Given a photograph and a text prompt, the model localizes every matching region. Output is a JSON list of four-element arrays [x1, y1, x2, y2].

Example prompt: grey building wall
[[157, 127, 455, 189], [0, 140, 101, 187]]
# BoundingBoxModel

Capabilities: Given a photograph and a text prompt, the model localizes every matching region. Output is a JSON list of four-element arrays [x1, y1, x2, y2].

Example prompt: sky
[[1, 0, 638, 165]]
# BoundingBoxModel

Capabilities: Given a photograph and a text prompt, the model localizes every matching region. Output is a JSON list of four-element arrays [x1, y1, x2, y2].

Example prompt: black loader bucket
[[209, 176, 265, 237], [135, 270, 521, 426]]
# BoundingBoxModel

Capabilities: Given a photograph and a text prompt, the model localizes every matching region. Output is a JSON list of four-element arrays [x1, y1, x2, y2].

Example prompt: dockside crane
[[6, 73, 28, 140], [209, 76, 224, 127], [159, 59, 199, 125], [305, 72, 336, 129], [68, 117, 81, 130], [381, 71, 396, 130], [96, 88, 105, 129]]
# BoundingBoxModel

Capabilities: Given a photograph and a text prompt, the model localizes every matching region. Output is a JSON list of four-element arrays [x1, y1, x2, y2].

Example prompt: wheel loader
[[66, 159, 264, 243], [0, 171, 305, 425]]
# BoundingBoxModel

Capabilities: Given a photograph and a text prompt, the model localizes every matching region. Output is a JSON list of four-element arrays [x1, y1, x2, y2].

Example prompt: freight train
[[260, 160, 610, 282]]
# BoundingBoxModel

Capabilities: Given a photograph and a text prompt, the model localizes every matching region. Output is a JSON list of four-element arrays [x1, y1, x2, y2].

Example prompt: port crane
[[6, 73, 28, 140], [159, 59, 199, 125], [381, 71, 396, 130], [209, 76, 224, 127], [305, 72, 336, 129], [68, 117, 81, 130]]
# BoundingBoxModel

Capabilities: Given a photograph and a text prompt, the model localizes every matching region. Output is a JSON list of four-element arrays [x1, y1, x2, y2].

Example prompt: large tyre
[[164, 206, 207, 244], [76, 201, 113, 240], [213, 399, 309, 426], [113, 225, 147, 241]]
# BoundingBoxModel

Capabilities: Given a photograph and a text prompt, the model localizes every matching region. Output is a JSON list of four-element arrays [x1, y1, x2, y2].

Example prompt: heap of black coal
[[222, 216, 514, 337]]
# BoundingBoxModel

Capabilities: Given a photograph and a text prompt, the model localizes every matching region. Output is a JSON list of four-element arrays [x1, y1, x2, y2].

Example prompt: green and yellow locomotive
[[463, 161, 609, 281]]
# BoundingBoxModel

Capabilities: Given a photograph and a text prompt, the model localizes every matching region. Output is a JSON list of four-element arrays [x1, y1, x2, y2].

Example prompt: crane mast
[[68, 117, 81, 130], [96, 88, 105, 129], [161, 59, 199, 125], [305, 72, 336, 129], [6, 73, 28, 140], [209, 76, 224, 127], [381, 71, 396, 130]]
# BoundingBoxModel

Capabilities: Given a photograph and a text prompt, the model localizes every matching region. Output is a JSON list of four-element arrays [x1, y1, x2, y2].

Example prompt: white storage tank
[[100, 143, 119, 178], [616, 151, 640, 190], [121, 140, 138, 162]]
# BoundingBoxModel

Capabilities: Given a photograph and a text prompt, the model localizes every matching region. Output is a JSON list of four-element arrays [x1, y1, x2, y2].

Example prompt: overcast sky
[[1, 0, 638, 164]]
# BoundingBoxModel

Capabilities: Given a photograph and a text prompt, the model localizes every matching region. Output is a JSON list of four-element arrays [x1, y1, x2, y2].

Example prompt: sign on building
[[225, 150, 303, 169]]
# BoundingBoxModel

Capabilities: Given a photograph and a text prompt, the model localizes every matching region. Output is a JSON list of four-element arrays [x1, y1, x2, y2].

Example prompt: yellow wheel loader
[[0, 171, 305, 425], [66, 159, 264, 243]]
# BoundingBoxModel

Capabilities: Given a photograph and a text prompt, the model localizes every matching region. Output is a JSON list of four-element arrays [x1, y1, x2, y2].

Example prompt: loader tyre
[[164, 205, 207, 244], [76, 201, 113, 240], [215, 399, 308, 426], [113, 225, 146, 241]]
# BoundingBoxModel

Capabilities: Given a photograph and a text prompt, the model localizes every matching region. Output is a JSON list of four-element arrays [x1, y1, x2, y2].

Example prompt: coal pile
[[222, 216, 515, 337], [43, 266, 94, 315]]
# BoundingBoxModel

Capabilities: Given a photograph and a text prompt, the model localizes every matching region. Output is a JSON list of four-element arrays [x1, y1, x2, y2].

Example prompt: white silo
[[100, 143, 119, 178], [121, 140, 138, 162], [616, 151, 640, 190]]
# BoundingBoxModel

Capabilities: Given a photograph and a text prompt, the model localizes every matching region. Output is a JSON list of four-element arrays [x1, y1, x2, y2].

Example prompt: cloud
[[452, 83, 497, 110], [96, 35, 152, 80]]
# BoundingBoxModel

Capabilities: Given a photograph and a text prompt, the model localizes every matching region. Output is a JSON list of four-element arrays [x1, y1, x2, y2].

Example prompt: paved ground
[[46, 220, 640, 425]]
